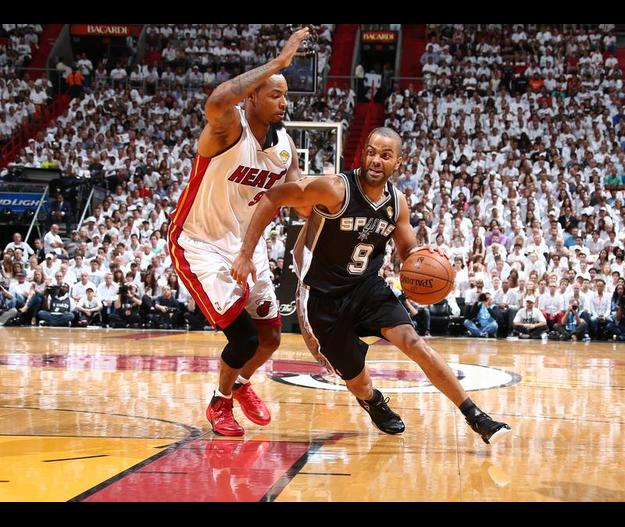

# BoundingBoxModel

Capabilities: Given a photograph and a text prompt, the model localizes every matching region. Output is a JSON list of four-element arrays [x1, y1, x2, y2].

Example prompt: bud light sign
[[0, 192, 48, 212]]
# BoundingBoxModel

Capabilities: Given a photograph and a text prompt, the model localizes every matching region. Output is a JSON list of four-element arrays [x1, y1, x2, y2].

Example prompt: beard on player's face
[[269, 116, 286, 127], [250, 99, 286, 127]]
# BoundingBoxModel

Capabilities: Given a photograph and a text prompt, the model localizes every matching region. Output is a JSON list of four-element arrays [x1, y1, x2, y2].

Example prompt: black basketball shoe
[[357, 389, 405, 435], [467, 412, 511, 444]]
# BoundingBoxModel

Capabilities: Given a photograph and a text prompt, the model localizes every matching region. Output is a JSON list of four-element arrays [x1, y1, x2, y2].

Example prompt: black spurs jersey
[[292, 169, 401, 296]]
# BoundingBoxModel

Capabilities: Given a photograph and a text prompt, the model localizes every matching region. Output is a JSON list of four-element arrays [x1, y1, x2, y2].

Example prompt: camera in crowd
[[118, 284, 130, 297], [45, 285, 59, 297]]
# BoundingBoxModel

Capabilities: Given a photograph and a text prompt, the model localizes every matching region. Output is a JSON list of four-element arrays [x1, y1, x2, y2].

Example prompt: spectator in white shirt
[[268, 230, 285, 261], [96, 272, 118, 317], [525, 251, 547, 279], [492, 277, 521, 337], [587, 278, 612, 339], [72, 271, 97, 303], [4, 232, 34, 257], [586, 230, 605, 256], [88, 258, 105, 287], [75, 287, 103, 327], [513, 296, 548, 339], [84, 233, 102, 259], [539, 282, 566, 330], [8, 270, 31, 309], [43, 224, 66, 256], [82, 216, 99, 239], [41, 253, 60, 280], [110, 63, 128, 89]]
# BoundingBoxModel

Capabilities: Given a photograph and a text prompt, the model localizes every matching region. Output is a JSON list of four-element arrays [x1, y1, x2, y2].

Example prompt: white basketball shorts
[[168, 224, 280, 329]]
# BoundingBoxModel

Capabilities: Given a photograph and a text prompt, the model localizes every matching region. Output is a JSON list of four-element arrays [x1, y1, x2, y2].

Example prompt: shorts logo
[[279, 301, 296, 317], [256, 300, 272, 317]]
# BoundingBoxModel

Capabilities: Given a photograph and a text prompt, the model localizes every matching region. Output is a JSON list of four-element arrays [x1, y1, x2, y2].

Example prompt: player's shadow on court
[[535, 480, 625, 501]]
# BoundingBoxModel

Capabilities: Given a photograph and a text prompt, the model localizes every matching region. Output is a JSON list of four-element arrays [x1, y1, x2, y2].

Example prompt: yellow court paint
[[0, 436, 173, 502]]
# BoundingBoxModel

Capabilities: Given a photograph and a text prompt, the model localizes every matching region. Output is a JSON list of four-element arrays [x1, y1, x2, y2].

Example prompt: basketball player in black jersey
[[232, 127, 510, 444]]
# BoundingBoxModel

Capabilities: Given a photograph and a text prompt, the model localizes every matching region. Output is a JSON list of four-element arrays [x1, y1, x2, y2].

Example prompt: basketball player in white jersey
[[168, 27, 310, 436]]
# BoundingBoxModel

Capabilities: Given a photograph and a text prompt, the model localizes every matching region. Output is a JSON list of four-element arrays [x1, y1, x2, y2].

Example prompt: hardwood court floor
[[0, 327, 624, 502]]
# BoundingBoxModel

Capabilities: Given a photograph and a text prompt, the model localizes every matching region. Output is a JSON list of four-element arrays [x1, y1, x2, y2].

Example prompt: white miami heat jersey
[[171, 106, 293, 253]]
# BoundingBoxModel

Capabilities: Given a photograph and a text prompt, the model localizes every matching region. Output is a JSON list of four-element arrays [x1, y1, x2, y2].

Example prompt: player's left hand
[[231, 254, 257, 287]]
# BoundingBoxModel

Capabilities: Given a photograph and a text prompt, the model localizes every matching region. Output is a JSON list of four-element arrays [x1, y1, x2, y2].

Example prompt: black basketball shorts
[[296, 273, 413, 380]]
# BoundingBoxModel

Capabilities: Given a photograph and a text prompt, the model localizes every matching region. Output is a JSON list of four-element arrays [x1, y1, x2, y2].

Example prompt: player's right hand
[[276, 27, 311, 69], [231, 254, 257, 287]]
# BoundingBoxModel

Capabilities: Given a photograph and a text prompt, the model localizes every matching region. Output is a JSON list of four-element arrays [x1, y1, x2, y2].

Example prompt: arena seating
[[383, 24, 625, 341]]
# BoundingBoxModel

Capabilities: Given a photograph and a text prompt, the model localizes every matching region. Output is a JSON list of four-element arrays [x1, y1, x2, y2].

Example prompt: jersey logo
[[340, 217, 396, 238], [386, 206, 393, 219], [228, 165, 287, 190], [279, 150, 290, 163], [358, 218, 376, 241]]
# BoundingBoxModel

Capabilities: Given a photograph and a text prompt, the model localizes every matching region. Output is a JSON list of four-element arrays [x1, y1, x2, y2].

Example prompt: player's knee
[[221, 333, 259, 369], [392, 325, 422, 350], [405, 333, 423, 350], [259, 328, 280, 352]]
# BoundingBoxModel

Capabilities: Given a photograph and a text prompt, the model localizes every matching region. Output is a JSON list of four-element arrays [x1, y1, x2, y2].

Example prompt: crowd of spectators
[[87, 24, 335, 96], [6, 25, 354, 177], [0, 23, 350, 330], [0, 24, 51, 145], [0, 76, 52, 143], [419, 24, 619, 95], [379, 24, 625, 342], [0, 24, 43, 74], [9, 23, 624, 342]]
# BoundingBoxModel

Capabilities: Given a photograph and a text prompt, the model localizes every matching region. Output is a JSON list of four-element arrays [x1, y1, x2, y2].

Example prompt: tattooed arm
[[198, 27, 310, 158]]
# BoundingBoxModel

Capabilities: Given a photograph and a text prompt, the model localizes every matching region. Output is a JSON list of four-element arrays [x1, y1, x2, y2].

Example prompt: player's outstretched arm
[[392, 194, 421, 260], [231, 175, 344, 286], [198, 27, 310, 157]]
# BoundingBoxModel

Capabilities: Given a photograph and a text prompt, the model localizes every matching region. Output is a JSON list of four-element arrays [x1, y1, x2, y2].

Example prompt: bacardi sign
[[70, 24, 142, 37], [361, 31, 397, 43]]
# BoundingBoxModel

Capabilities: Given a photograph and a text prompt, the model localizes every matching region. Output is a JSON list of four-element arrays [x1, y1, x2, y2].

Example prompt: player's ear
[[247, 92, 257, 107], [394, 155, 403, 172]]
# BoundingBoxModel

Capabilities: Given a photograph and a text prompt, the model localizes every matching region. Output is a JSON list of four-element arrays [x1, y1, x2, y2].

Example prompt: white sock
[[236, 375, 250, 385], [215, 388, 232, 399]]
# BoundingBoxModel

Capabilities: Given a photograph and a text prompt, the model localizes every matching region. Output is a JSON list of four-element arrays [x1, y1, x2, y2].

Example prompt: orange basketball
[[399, 248, 456, 305]]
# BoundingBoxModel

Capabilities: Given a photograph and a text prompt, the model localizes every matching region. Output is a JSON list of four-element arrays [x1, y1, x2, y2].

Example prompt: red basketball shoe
[[232, 382, 271, 426], [206, 395, 244, 436]]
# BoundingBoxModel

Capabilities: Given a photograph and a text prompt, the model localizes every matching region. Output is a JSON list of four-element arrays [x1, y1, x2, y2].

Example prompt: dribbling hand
[[426, 245, 449, 260], [407, 245, 450, 260], [231, 254, 257, 288], [276, 27, 311, 69]]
